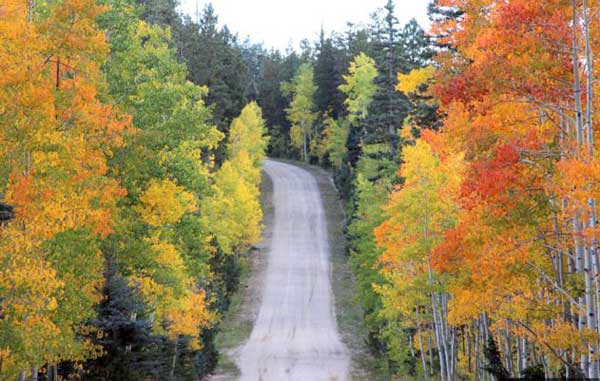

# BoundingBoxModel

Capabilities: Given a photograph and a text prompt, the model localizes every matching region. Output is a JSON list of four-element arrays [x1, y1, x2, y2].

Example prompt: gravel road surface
[[236, 159, 350, 381]]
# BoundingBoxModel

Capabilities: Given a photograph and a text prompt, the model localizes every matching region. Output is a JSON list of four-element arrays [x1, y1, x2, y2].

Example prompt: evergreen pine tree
[[367, 0, 410, 157], [427, 0, 464, 51], [400, 19, 433, 68], [483, 336, 510, 381], [314, 28, 344, 119]]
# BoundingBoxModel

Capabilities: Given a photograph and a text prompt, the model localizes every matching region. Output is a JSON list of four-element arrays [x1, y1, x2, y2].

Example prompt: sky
[[178, 0, 431, 51]]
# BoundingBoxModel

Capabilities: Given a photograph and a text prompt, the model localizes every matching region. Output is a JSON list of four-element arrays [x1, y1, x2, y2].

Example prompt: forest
[[1, 0, 600, 380]]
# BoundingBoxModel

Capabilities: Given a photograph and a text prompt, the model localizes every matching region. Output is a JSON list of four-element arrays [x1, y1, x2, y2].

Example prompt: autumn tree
[[203, 103, 268, 255], [282, 63, 318, 162], [91, 13, 222, 379], [375, 134, 465, 380], [416, 0, 600, 378], [338, 53, 379, 125], [0, 0, 131, 376]]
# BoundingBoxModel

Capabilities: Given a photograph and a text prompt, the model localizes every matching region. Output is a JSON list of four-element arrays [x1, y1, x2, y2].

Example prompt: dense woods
[[279, 1, 600, 380], [261, 0, 600, 379], [2, 0, 600, 380], [0, 0, 267, 378]]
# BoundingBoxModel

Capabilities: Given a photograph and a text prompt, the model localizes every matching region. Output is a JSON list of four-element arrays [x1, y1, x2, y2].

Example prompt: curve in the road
[[237, 159, 350, 381]]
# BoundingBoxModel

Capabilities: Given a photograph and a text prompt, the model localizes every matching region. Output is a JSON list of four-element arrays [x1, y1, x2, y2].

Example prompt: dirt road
[[236, 159, 350, 381]]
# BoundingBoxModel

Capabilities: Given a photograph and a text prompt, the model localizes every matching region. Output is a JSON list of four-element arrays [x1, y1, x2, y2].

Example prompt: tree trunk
[[27, 0, 35, 21], [47, 364, 56, 381], [428, 335, 435, 378], [428, 262, 447, 381], [504, 328, 514, 377], [466, 329, 472, 375], [571, 1, 585, 147], [583, 3, 600, 376], [303, 131, 308, 162], [572, 2, 595, 376], [170, 336, 179, 381], [416, 308, 429, 379]]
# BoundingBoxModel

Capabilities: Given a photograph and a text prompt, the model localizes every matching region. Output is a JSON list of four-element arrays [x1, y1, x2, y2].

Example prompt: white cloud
[[178, 0, 430, 50]]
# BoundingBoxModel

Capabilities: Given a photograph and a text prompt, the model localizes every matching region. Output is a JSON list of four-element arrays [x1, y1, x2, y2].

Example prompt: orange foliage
[[0, 0, 131, 374]]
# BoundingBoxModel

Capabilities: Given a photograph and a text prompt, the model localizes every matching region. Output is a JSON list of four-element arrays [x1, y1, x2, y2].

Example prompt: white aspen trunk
[[481, 317, 490, 381], [441, 295, 455, 381], [504, 328, 514, 377], [521, 336, 529, 375], [516, 336, 522, 377], [428, 270, 447, 381], [579, 295, 590, 375], [449, 328, 457, 380], [475, 325, 481, 381], [436, 293, 450, 380], [428, 335, 435, 378], [541, 353, 549, 379], [432, 296, 447, 381], [466, 329, 472, 375], [572, 3, 594, 376], [30, 366, 37, 381], [416, 308, 429, 379], [303, 131, 308, 162], [48, 364, 55, 381], [170, 336, 179, 381], [583, 0, 594, 156], [585, 246, 599, 378], [571, 1, 586, 147], [583, 3, 600, 377]]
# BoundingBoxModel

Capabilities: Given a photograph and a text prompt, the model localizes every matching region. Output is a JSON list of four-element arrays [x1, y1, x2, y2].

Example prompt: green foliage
[[339, 53, 378, 124], [314, 29, 345, 119], [255, 50, 301, 157], [347, 174, 390, 343], [0, 0, 440, 378], [322, 118, 350, 169], [282, 63, 318, 161], [139, 2, 249, 149]]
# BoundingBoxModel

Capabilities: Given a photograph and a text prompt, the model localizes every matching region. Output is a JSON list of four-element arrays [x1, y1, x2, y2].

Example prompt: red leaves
[[432, 227, 467, 275], [461, 143, 521, 213]]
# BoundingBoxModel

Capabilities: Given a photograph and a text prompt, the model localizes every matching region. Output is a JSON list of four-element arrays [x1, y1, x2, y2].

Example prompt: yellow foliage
[[129, 234, 214, 348], [227, 102, 269, 167], [203, 161, 263, 255], [0, 0, 130, 374], [137, 178, 196, 226], [202, 103, 267, 256], [396, 65, 436, 95], [165, 291, 214, 349]]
